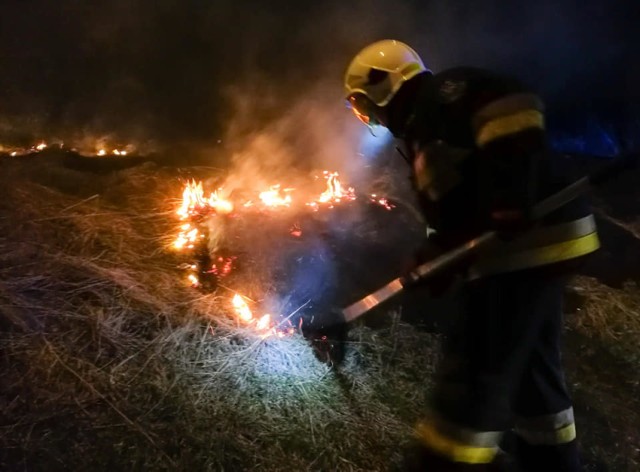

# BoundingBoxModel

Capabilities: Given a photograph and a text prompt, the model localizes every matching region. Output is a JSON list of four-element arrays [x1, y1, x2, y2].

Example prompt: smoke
[[0, 0, 637, 158]]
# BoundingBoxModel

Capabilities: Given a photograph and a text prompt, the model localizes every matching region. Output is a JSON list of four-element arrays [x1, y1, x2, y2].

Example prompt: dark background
[[1, 0, 638, 158]]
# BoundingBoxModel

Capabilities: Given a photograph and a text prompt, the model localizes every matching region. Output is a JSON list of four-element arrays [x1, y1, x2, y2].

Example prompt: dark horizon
[[1, 0, 638, 155]]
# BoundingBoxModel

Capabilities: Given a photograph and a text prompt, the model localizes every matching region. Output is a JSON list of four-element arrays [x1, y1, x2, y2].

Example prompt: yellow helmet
[[344, 39, 429, 126]]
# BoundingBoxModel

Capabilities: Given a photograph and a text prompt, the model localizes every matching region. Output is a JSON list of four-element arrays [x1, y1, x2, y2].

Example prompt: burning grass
[[0, 154, 440, 471]]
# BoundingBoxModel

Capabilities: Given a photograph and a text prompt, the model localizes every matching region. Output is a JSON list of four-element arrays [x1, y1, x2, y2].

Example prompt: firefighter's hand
[[401, 240, 458, 297], [402, 265, 459, 297]]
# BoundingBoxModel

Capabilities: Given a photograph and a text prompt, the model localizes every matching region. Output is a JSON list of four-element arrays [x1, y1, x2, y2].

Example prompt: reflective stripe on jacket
[[470, 215, 599, 277]]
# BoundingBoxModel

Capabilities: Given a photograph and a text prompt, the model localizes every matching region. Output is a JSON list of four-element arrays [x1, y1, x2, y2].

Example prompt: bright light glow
[[259, 185, 293, 208], [358, 126, 392, 159], [232, 294, 254, 322]]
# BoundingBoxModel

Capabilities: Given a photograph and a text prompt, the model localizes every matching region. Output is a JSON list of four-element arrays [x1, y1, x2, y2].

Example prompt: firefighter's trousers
[[415, 267, 581, 471]]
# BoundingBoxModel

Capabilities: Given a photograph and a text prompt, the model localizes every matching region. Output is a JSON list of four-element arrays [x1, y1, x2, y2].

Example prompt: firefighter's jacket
[[402, 67, 600, 275]]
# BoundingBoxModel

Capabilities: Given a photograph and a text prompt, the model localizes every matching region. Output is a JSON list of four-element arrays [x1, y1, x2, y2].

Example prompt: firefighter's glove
[[401, 240, 458, 297]]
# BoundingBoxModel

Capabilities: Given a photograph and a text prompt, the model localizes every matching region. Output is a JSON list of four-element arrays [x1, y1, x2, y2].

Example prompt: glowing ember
[[188, 274, 200, 287], [290, 224, 302, 238], [211, 256, 235, 277], [259, 185, 293, 208], [370, 194, 395, 210]]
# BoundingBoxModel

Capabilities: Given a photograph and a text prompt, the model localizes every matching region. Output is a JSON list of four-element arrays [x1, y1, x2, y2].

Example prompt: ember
[[370, 194, 395, 211]]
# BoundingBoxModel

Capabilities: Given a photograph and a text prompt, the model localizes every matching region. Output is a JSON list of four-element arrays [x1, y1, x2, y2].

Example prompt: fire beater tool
[[342, 153, 639, 322]]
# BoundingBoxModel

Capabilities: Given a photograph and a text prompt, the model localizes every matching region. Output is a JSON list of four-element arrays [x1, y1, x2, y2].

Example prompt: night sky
[[1, 0, 638, 155]]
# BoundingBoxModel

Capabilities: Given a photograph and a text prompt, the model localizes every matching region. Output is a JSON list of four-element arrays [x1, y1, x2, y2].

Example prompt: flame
[[308, 171, 356, 210], [319, 171, 355, 203], [208, 190, 234, 214], [256, 314, 271, 331], [176, 181, 234, 220], [176, 180, 207, 220], [36, 142, 47, 151], [259, 185, 293, 208], [230, 293, 295, 338], [232, 294, 253, 322], [170, 173, 395, 335]]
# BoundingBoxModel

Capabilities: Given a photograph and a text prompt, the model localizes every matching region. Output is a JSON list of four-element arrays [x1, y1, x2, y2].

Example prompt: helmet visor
[[347, 94, 379, 127]]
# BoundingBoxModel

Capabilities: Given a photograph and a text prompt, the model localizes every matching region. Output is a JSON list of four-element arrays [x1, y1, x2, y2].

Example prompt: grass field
[[1, 152, 638, 471]]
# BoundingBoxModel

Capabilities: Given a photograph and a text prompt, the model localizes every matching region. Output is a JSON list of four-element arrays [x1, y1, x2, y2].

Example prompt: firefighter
[[343, 40, 600, 471]]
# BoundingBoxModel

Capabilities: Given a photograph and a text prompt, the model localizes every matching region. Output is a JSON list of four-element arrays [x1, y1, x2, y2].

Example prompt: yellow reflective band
[[415, 422, 498, 464], [472, 93, 544, 133], [476, 109, 544, 148], [517, 231, 600, 265], [471, 231, 600, 277], [516, 423, 577, 445], [556, 423, 577, 444]]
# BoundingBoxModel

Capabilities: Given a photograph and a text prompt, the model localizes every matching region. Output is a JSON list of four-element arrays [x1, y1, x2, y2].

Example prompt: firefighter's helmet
[[344, 39, 429, 126]]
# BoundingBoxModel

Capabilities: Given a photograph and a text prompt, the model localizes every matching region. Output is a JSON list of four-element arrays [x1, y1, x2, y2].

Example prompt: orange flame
[[307, 171, 356, 209], [259, 185, 293, 208], [256, 314, 271, 331], [176, 180, 234, 220], [208, 190, 234, 214], [230, 293, 295, 338], [232, 294, 253, 322]]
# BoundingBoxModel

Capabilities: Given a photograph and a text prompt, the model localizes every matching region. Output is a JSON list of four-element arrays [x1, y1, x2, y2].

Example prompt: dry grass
[[2, 154, 640, 471], [0, 155, 440, 471], [569, 276, 640, 364], [564, 277, 640, 470]]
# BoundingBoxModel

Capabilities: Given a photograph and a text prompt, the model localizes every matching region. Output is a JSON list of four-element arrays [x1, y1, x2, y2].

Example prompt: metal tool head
[[341, 278, 404, 322]]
